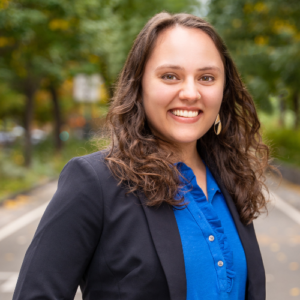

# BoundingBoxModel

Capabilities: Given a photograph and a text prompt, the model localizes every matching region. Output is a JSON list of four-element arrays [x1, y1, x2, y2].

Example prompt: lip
[[170, 106, 201, 112], [168, 108, 203, 124]]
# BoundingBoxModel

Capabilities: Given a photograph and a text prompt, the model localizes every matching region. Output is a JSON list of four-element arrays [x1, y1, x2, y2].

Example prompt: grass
[[259, 110, 300, 168], [263, 128, 300, 168]]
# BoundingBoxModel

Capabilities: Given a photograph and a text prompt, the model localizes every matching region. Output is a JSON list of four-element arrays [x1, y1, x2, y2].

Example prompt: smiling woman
[[105, 12, 270, 299], [14, 12, 270, 300]]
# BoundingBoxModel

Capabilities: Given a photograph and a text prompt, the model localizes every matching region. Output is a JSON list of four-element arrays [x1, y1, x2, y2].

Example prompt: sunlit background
[[0, 0, 299, 299]]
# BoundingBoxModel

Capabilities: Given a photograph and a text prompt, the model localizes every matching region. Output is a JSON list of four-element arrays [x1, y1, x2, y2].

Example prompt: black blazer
[[13, 149, 265, 300]]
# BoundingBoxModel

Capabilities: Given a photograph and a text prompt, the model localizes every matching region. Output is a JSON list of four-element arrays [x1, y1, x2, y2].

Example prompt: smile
[[170, 110, 200, 118]]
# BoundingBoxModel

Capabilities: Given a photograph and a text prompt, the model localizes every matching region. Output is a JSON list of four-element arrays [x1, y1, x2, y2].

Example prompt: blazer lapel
[[138, 192, 186, 300], [198, 144, 266, 300]]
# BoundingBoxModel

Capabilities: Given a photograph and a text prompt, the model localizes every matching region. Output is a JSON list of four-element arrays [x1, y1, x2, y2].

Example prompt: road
[[0, 177, 299, 299]]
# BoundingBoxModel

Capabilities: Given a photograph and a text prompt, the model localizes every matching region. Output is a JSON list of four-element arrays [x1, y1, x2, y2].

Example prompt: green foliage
[[0, 82, 25, 119], [208, 0, 300, 115], [263, 128, 300, 167], [207, 1, 300, 166], [0, 0, 107, 84]]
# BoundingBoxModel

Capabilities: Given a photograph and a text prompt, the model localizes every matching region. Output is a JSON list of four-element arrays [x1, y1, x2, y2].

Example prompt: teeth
[[171, 110, 199, 118]]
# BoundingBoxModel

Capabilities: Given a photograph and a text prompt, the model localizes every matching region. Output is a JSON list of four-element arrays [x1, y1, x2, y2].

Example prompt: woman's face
[[142, 25, 225, 147]]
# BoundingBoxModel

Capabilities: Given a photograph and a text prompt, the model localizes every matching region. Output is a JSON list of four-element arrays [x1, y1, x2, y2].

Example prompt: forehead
[[146, 25, 224, 73]]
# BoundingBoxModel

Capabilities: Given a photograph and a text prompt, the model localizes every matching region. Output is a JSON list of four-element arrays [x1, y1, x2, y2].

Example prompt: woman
[[13, 12, 270, 300]]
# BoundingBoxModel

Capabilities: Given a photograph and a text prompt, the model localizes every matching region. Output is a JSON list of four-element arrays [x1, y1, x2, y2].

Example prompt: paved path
[[0, 177, 299, 299], [255, 199, 300, 298]]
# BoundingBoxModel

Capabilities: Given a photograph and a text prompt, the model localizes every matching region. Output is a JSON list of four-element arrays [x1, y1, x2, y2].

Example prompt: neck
[[157, 139, 203, 169], [178, 141, 202, 168]]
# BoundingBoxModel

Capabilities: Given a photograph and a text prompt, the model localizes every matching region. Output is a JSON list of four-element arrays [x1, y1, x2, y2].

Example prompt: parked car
[[31, 129, 47, 145], [0, 126, 47, 145]]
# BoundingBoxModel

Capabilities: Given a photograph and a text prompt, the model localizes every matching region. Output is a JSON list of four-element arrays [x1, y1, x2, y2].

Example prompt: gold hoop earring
[[214, 114, 222, 135]]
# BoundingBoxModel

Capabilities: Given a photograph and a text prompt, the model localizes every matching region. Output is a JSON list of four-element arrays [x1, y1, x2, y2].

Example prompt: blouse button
[[208, 235, 215, 242], [218, 261, 224, 267]]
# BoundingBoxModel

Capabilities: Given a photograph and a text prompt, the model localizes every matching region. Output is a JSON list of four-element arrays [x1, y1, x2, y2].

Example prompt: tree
[[0, 0, 109, 164], [208, 0, 300, 127]]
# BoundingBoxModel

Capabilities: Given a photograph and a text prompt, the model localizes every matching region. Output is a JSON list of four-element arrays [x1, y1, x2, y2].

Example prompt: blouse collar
[[175, 161, 220, 203]]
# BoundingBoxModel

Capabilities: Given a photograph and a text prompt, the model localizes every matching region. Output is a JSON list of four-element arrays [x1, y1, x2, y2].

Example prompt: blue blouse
[[173, 162, 247, 300]]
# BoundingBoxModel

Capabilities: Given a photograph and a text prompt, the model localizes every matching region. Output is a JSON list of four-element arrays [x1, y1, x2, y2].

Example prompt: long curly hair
[[105, 12, 272, 224]]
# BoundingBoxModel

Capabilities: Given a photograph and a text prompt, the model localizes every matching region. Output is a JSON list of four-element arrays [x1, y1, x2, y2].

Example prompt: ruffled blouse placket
[[176, 162, 236, 293]]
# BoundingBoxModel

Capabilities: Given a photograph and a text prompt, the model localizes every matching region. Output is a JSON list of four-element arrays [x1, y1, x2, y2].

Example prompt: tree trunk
[[24, 89, 35, 167], [293, 91, 299, 129], [278, 93, 285, 127], [49, 84, 62, 152]]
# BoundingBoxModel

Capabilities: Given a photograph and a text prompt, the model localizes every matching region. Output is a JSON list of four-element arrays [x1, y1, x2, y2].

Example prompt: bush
[[0, 136, 108, 200], [263, 128, 300, 168]]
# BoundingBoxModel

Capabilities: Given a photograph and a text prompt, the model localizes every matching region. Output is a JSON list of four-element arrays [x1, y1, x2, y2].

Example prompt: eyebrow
[[155, 64, 222, 73]]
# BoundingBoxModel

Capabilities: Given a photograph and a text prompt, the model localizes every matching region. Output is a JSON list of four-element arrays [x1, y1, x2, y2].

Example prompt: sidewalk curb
[[270, 160, 300, 186], [0, 177, 58, 206]]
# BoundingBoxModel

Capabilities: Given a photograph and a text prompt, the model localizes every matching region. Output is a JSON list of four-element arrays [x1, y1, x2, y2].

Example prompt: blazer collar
[[139, 192, 186, 300]]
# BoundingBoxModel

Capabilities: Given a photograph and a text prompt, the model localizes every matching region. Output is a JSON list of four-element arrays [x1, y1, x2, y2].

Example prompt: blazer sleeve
[[13, 157, 104, 300]]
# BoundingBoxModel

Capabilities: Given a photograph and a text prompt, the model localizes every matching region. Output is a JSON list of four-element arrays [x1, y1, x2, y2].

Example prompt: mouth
[[170, 109, 201, 118]]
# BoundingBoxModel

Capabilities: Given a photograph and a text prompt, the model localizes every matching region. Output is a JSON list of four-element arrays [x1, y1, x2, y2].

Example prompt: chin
[[170, 134, 203, 145], [151, 127, 205, 145]]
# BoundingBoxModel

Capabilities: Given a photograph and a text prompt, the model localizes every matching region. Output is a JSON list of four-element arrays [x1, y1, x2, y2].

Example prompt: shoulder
[[59, 149, 121, 198], [66, 149, 108, 169], [61, 150, 110, 179], [46, 150, 117, 223]]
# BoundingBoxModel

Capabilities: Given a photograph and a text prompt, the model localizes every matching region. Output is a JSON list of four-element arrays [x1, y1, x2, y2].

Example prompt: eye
[[201, 76, 214, 82], [162, 74, 178, 80]]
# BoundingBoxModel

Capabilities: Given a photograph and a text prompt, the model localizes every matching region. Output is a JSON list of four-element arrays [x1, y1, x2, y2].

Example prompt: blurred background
[[0, 0, 299, 299]]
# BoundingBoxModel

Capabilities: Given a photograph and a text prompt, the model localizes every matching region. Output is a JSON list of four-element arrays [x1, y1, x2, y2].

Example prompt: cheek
[[201, 87, 223, 110], [143, 82, 175, 111]]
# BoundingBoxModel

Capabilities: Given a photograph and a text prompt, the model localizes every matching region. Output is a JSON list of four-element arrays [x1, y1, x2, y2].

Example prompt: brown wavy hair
[[105, 12, 272, 224]]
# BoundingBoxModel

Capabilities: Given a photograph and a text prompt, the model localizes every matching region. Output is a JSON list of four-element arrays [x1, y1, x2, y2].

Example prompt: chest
[[173, 192, 247, 299]]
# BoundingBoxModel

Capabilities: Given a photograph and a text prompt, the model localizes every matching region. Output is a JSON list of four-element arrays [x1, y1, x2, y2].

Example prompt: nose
[[179, 79, 201, 101]]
